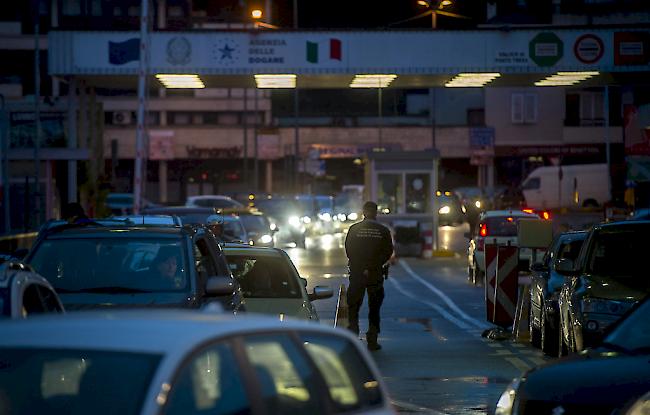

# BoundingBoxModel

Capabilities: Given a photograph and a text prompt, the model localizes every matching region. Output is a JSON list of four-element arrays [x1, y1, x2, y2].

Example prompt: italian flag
[[306, 39, 342, 63]]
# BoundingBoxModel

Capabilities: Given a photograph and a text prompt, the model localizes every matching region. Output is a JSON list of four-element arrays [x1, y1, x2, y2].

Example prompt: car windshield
[[223, 218, 246, 239], [225, 253, 302, 299], [586, 226, 650, 284], [29, 237, 189, 293], [239, 215, 269, 233], [604, 300, 650, 354], [0, 347, 161, 415], [482, 216, 529, 237]]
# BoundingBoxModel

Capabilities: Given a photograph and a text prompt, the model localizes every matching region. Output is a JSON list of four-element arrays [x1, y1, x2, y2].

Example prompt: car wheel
[[541, 305, 559, 356], [529, 303, 541, 348]]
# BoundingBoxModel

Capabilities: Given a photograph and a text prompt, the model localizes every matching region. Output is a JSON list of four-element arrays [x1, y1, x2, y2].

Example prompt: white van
[[521, 164, 609, 209]]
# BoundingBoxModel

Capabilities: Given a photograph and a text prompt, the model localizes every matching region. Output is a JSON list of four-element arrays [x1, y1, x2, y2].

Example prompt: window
[[22, 285, 45, 316], [164, 343, 250, 415], [243, 335, 325, 415], [377, 174, 403, 214], [579, 91, 604, 125], [225, 254, 301, 299], [522, 177, 540, 190], [301, 334, 383, 413], [0, 348, 160, 415], [405, 174, 430, 214], [511, 93, 538, 124], [194, 238, 217, 282]]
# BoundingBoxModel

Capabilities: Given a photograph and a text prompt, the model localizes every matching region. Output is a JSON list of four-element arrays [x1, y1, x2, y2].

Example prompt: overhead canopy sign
[[49, 29, 650, 76]]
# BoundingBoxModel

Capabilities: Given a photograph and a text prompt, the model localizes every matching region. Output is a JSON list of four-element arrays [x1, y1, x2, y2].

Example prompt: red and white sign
[[574, 34, 604, 64], [149, 130, 174, 160], [484, 243, 499, 323], [493, 246, 519, 327]]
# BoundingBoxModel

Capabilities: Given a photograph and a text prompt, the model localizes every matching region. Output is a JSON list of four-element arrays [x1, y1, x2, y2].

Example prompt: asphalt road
[[286, 225, 552, 415]]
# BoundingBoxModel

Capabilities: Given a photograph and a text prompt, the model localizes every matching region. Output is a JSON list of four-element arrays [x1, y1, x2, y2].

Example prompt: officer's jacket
[[345, 219, 394, 271]]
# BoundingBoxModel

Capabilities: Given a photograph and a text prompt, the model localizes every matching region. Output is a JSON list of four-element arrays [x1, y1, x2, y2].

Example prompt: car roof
[[480, 210, 539, 219], [41, 225, 192, 238], [144, 206, 217, 214], [0, 310, 348, 354], [594, 220, 650, 230], [222, 244, 283, 256], [187, 195, 234, 200]]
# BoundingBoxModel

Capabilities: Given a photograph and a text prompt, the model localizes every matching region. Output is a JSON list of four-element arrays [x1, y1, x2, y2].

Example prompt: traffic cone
[[334, 284, 349, 330]]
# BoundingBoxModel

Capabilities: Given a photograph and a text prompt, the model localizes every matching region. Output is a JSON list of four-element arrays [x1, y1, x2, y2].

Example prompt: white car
[[0, 310, 395, 415], [185, 195, 244, 209], [0, 261, 64, 318], [467, 210, 542, 284]]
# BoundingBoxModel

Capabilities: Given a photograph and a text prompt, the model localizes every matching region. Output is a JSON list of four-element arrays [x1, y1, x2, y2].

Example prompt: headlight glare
[[288, 216, 301, 227], [260, 234, 273, 244], [302, 216, 312, 224], [439, 205, 451, 215], [348, 212, 359, 221]]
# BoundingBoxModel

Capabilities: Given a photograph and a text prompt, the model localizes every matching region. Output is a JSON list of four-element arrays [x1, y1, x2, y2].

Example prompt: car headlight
[[495, 378, 521, 415], [338, 213, 347, 221], [439, 205, 451, 215], [302, 216, 312, 224], [475, 200, 482, 209], [347, 212, 358, 221], [270, 223, 277, 231], [581, 298, 633, 315], [259, 234, 273, 244], [288, 216, 301, 227], [318, 213, 332, 222], [461, 205, 467, 214]]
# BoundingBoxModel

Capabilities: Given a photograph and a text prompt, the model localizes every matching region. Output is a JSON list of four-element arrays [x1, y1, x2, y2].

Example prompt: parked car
[[185, 195, 244, 209], [221, 208, 276, 248], [106, 193, 157, 215], [466, 210, 541, 284], [223, 243, 333, 320], [0, 261, 64, 318], [521, 163, 609, 209], [529, 231, 587, 356], [557, 221, 650, 354], [251, 197, 308, 248], [0, 310, 393, 415], [25, 223, 245, 313], [495, 296, 650, 415]]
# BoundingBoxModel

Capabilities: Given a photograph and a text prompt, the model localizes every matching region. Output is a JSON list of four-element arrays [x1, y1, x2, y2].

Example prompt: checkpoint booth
[[364, 150, 440, 256]]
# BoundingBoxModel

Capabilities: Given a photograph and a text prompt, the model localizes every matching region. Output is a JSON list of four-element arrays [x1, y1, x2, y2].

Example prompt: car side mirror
[[308, 286, 333, 301], [12, 248, 29, 260], [556, 258, 578, 276], [205, 276, 235, 297], [530, 262, 548, 273], [300, 277, 308, 287]]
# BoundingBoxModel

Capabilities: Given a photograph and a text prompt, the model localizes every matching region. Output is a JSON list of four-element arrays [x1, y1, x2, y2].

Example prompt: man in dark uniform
[[345, 201, 394, 351]]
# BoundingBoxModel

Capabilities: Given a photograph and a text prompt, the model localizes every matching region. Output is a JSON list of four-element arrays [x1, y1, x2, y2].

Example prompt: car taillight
[[541, 210, 551, 220], [479, 223, 488, 237], [522, 208, 534, 214], [477, 238, 485, 251]]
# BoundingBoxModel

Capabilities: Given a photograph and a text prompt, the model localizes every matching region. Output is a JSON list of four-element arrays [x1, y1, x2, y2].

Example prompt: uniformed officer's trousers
[[347, 268, 385, 336]]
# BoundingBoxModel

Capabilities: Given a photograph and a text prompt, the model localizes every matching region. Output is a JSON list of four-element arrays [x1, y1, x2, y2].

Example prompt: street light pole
[[133, 0, 150, 214]]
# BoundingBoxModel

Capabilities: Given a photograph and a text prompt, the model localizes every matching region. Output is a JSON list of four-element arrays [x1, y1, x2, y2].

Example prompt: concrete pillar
[[265, 160, 272, 193], [159, 160, 168, 203]]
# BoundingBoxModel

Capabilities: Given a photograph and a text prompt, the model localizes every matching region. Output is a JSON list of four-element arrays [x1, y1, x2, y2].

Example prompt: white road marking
[[505, 357, 531, 373], [400, 261, 491, 330], [388, 278, 472, 330]]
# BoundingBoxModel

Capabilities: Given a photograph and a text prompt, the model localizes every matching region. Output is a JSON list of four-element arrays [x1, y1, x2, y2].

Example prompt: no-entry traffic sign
[[574, 34, 604, 64], [529, 32, 564, 67]]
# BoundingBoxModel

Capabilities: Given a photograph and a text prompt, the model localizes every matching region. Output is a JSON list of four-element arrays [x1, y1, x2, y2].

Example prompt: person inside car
[[148, 246, 185, 290]]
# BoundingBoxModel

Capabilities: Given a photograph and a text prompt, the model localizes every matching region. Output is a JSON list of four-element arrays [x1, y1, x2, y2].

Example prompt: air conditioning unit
[[112, 111, 132, 125]]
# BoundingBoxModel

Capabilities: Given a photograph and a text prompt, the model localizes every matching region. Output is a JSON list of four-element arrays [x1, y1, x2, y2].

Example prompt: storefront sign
[[186, 146, 241, 159], [309, 143, 402, 159]]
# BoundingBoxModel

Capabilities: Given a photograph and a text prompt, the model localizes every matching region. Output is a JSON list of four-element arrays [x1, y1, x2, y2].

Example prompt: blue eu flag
[[109, 38, 140, 65]]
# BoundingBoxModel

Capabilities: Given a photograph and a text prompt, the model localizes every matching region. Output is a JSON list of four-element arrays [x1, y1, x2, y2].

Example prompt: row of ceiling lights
[[155, 71, 600, 89]]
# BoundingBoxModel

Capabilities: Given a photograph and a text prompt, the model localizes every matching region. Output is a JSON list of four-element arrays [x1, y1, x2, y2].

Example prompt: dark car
[[529, 231, 587, 356], [254, 197, 307, 248], [25, 224, 244, 313], [557, 221, 650, 354], [220, 208, 275, 248], [495, 297, 650, 415]]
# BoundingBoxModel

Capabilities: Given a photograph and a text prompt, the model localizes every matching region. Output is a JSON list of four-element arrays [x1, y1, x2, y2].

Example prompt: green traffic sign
[[529, 32, 563, 67]]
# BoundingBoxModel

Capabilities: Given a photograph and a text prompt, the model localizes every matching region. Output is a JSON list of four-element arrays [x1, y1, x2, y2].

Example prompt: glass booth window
[[406, 174, 430, 214], [377, 174, 403, 215]]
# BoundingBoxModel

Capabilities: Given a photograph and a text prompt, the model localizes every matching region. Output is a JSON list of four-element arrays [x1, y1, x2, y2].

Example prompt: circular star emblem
[[212, 38, 240, 66]]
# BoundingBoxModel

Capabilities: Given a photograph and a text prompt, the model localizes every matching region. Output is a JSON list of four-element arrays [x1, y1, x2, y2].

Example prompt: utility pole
[[293, 0, 300, 193], [1, 94, 10, 234], [133, 0, 150, 214], [34, 4, 42, 227]]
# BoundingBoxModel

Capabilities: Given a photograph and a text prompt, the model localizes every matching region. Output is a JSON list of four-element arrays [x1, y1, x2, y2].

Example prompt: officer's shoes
[[367, 342, 382, 351]]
